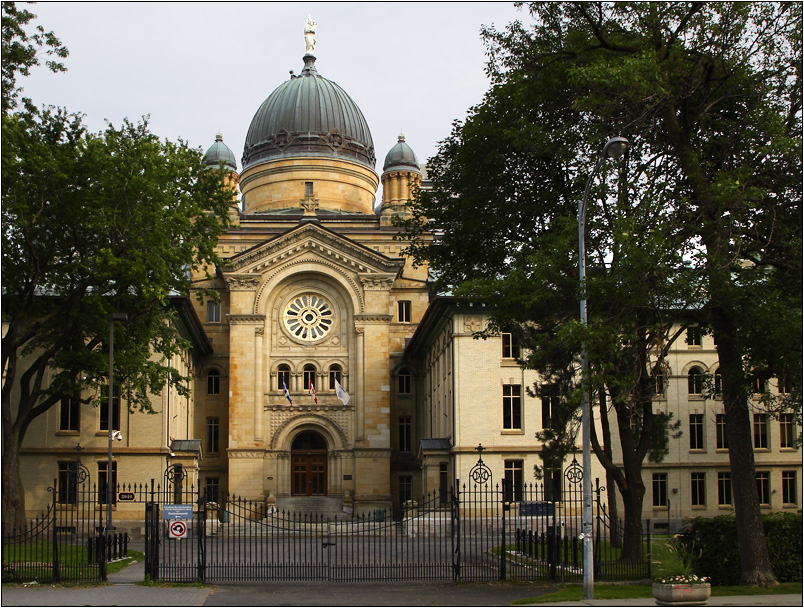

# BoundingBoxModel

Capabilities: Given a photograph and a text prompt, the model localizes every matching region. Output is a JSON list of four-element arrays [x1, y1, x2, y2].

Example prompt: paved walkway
[[1, 558, 801, 606]]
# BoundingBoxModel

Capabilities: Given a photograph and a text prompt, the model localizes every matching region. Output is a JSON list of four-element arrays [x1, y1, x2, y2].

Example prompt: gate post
[[50, 478, 60, 582], [451, 479, 461, 582], [197, 494, 206, 582], [500, 479, 508, 581], [144, 479, 159, 581]]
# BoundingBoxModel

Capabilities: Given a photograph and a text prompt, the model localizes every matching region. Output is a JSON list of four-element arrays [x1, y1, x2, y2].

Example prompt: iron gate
[[144, 454, 650, 584]]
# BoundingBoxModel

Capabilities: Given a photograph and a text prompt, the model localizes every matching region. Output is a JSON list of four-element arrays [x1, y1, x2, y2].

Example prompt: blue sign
[[163, 504, 194, 520]]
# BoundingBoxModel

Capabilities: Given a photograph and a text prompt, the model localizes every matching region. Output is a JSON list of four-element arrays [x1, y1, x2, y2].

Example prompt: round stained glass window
[[283, 294, 334, 342]]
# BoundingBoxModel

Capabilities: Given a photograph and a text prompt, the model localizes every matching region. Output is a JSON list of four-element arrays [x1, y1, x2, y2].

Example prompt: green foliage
[[1, 1, 68, 113], [652, 539, 708, 584], [679, 513, 803, 585]]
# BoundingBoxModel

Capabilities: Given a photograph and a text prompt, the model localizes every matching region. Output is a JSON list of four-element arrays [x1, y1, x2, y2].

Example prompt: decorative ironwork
[[565, 456, 583, 485], [69, 443, 89, 484], [469, 443, 492, 485]]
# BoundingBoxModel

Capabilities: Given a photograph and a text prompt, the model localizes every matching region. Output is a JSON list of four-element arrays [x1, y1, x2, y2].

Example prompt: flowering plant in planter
[[653, 539, 709, 584], [652, 540, 711, 606]]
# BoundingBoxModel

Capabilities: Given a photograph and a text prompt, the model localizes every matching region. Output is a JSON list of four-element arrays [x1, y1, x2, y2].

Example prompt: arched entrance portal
[[291, 431, 327, 496]]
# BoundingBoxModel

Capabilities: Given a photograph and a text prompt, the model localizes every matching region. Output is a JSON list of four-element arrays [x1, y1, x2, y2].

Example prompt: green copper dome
[[242, 55, 375, 171], [203, 133, 237, 171], [383, 134, 421, 172]]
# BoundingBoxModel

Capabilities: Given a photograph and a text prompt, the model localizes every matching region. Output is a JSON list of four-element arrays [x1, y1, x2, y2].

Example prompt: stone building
[[12, 25, 800, 528]]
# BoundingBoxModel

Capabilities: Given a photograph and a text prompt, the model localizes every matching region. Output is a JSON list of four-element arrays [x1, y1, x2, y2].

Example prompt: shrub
[[679, 512, 802, 585]]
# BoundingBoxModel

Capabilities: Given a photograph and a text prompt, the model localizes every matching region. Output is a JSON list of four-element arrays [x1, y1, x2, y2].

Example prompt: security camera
[[113, 431, 122, 441]]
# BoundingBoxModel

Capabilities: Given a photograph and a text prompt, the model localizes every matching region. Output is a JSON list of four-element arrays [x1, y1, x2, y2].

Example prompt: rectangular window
[[753, 414, 768, 449], [686, 326, 702, 346], [439, 463, 449, 505], [780, 413, 795, 449], [399, 475, 412, 504], [501, 333, 520, 359], [654, 374, 665, 396], [397, 300, 411, 323], [503, 384, 522, 430], [716, 414, 728, 449], [207, 417, 220, 453], [204, 477, 220, 503], [756, 471, 770, 505], [98, 461, 118, 505], [207, 300, 221, 323], [207, 370, 220, 395], [652, 473, 668, 507], [691, 472, 706, 507], [99, 385, 120, 432], [717, 472, 732, 506], [541, 386, 559, 431], [398, 416, 412, 452], [57, 462, 78, 505], [504, 460, 524, 502], [60, 394, 80, 432], [782, 471, 797, 505], [689, 414, 704, 450], [398, 371, 412, 395], [305, 181, 314, 197]]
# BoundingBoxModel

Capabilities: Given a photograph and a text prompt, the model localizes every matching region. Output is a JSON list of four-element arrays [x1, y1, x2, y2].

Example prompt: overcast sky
[[19, 1, 526, 194]]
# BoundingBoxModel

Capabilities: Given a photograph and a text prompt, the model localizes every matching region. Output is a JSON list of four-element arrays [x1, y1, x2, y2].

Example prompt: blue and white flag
[[283, 380, 292, 405], [334, 379, 350, 405]]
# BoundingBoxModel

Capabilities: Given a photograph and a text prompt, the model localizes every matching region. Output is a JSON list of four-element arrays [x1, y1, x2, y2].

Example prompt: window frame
[[504, 459, 524, 503], [755, 471, 771, 505], [277, 365, 291, 392], [206, 416, 220, 454], [397, 300, 411, 323], [782, 471, 797, 505], [501, 333, 520, 360], [502, 384, 522, 431], [398, 370, 412, 395], [207, 300, 221, 323], [689, 413, 704, 450], [780, 413, 795, 449], [207, 369, 221, 396], [328, 365, 342, 390], [652, 472, 668, 507], [60, 394, 80, 432], [690, 472, 706, 507], [398, 416, 412, 452], [303, 365, 316, 391], [717, 471, 732, 506], [687, 367, 704, 396], [753, 413, 769, 449], [98, 461, 118, 505], [99, 384, 121, 432], [716, 414, 729, 449]]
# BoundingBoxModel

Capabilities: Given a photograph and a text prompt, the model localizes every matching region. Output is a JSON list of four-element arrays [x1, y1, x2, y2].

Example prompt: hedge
[[678, 512, 802, 585]]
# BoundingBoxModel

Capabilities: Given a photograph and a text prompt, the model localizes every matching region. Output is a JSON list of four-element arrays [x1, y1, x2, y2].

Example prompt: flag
[[309, 380, 318, 404], [334, 379, 350, 405], [283, 380, 292, 405]]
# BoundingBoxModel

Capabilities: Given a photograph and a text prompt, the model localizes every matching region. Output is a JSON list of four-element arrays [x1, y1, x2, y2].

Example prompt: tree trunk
[[713, 313, 778, 587], [1, 428, 26, 531], [619, 475, 645, 562], [599, 393, 621, 548]]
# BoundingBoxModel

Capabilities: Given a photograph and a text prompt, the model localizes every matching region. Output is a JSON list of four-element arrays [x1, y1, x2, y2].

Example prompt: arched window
[[303, 365, 316, 391], [207, 369, 220, 395], [328, 364, 342, 390], [277, 365, 290, 391], [688, 367, 704, 395]]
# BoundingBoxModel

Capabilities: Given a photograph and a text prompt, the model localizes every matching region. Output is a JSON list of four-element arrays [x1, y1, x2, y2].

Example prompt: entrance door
[[291, 431, 327, 496]]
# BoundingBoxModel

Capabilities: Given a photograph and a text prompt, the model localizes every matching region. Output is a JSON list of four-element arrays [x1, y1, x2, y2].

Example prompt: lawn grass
[[512, 581, 802, 604]]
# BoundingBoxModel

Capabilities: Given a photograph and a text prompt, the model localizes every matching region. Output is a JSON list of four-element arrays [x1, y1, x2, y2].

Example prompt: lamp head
[[603, 136, 629, 160]]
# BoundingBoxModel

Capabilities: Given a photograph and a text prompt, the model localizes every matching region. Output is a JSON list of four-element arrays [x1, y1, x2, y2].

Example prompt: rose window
[[283, 294, 334, 342]]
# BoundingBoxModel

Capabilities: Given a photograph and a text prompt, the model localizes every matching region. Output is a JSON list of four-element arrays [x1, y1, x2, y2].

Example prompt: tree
[[1, 1, 67, 113], [1, 5, 235, 528], [400, 2, 801, 585]]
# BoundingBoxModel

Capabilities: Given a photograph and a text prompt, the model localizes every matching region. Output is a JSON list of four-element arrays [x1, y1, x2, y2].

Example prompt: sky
[[18, 1, 527, 198]]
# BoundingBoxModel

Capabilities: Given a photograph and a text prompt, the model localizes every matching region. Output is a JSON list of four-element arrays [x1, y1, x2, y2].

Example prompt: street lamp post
[[578, 136, 629, 600], [106, 312, 128, 533]]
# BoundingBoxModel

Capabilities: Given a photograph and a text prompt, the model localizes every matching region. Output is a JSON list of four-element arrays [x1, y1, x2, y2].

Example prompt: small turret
[[380, 134, 422, 226]]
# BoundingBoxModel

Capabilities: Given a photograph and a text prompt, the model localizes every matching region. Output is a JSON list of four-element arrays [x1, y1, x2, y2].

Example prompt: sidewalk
[[2, 557, 801, 607]]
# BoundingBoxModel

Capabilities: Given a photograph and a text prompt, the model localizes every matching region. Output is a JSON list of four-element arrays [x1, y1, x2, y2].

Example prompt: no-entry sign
[[168, 519, 188, 539]]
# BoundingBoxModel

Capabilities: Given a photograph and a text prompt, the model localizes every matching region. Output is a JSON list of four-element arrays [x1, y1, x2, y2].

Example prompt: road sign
[[168, 520, 188, 539], [163, 504, 194, 520]]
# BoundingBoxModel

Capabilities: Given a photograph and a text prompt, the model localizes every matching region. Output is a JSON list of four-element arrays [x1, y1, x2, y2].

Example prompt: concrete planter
[[652, 582, 711, 606]]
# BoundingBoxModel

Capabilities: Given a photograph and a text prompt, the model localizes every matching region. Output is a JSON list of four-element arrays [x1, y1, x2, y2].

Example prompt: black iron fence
[[4, 454, 651, 585]]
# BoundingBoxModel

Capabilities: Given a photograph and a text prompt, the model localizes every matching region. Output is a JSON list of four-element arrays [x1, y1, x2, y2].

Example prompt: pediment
[[222, 221, 403, 278]]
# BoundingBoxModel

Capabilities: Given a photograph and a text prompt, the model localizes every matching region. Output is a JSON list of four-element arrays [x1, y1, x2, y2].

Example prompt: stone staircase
[[275, 496, 346, 518]]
